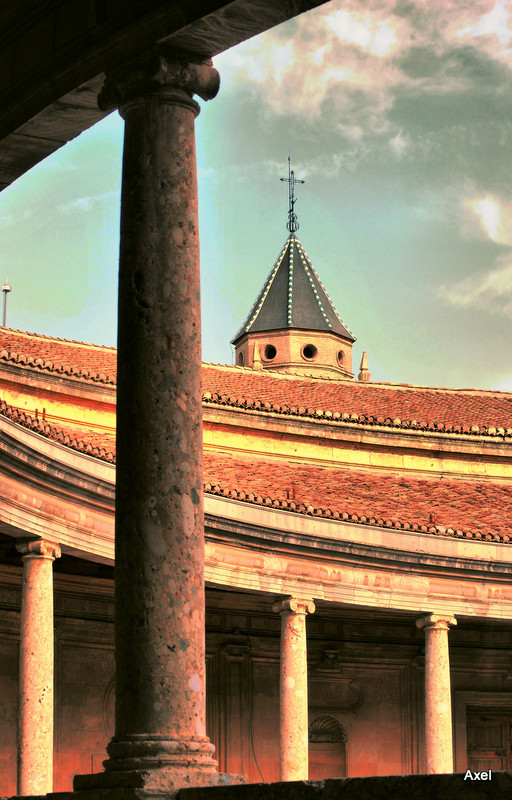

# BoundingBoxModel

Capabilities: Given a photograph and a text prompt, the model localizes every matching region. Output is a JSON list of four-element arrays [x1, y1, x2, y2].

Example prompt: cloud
[[324, 8, 402, 56], [439, 252, 512, 314], [389, 129, 409, 158], [456, 0, 512, 60], [216, 0, 512, 141], [461, 194, 512, 244], [57, 189, 119, 214], [216, 0, 412, 122]]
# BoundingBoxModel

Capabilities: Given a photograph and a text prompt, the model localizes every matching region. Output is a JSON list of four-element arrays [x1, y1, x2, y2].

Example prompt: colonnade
[[14, 45, 457, 795], [14, 540, 458, 793]]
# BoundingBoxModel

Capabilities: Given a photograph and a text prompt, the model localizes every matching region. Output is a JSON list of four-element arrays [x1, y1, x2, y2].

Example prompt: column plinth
[[273, 597, 315, 781], [74, 47, 219, 795], [416, 613, 457, 774], [16, 537, 61, 796]]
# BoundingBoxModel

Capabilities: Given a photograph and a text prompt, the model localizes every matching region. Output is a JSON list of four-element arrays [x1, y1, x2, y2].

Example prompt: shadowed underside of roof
[[231, 233, 355, 344]]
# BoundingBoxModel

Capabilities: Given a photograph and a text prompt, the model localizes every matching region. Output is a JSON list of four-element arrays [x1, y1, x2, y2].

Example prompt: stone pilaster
[[74, 46, 219, 794], [273, 596, 315, 781], [416, 613, 457, 774], [16, 537, 61, 796]]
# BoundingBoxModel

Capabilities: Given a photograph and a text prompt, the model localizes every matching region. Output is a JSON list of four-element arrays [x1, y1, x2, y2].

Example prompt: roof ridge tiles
[[0, 348, 116, 385], [202, 481, 510, 544], [0, 327, 116, 350], [0, 399, 116, 463], [231, 233, 355, 343], [201, 390, 512, 440], [202, 362, 512, 396], [295, 238, 356, 341]]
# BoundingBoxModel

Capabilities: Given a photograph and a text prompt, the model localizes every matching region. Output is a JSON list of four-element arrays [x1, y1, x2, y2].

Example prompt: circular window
[[302, 344, 318, 360], [238, 352, 244, 366], [337, 350, 344, 365], [264, 344, 277, 360]]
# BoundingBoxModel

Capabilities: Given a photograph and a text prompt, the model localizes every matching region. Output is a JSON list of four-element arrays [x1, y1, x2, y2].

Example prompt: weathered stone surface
[[272, 597, 315, 781], [416, 614, 457, 774], [16, 538, 61, 795], [74, 52, 219, 793]]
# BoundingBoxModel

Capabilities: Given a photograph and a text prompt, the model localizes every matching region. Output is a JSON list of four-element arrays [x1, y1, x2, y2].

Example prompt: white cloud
[[389, 129, 409, 158], [216, 0, 411, 121], [462, 194, 512, 244], [325, 9, 400, 56], [57, 189, 119, 214], [457, 0, 512, 45], [215, 0, 512, 162], [439, 253, 512, 314]]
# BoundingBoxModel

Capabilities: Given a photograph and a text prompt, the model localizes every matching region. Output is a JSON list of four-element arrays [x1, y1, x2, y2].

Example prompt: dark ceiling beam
[[0, 0, 329, 191]]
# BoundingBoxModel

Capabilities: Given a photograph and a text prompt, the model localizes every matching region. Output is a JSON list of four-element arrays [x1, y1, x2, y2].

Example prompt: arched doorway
[[308, 715, 347, 779]]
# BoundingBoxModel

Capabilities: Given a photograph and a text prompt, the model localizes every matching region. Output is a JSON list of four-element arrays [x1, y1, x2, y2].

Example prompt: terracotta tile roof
[[0, 400, 116, 462], [2, 328, 511, 433], [0, 328, 116, 384], [203, 451, 512, 543], [3, 395, 511, 542], [202, 364, 512, 434]]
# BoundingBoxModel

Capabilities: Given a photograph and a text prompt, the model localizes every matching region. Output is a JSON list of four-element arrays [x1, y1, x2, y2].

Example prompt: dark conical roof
[[232, 233, 355, 344]]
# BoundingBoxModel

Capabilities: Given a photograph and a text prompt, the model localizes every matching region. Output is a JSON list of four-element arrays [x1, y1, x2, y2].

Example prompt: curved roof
[[202, 363, 512, 432], [231, 233, 355, 344], [0, 328, 116, 384]]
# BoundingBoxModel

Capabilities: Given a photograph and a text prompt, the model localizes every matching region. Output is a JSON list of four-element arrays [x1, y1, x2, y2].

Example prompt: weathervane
[[280, 151, 305, 233]]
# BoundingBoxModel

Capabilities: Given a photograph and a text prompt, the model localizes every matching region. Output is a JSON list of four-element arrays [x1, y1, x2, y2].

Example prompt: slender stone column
[[273, 596, 315, 781], [416, 613, 457, 774], [74, 47, 219, 795], [16, 537, 61, 796]]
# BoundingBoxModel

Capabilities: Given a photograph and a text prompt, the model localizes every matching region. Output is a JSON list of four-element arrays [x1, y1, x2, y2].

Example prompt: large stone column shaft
[[16, 538, 61, 796], [273, 597, 315, 781], [416, 613, 457, 773], [74, 49, 219, 794]]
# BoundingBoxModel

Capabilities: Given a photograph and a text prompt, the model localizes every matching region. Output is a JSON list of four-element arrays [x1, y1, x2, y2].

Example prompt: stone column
[[74, 46, 219, 795], [416, 613, 457, 774], [273, 596, 315, 781], [16, 537, 61, 796]]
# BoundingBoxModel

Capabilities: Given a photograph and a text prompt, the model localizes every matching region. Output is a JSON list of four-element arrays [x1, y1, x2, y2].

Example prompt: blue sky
[[1, 0, 512, 390]]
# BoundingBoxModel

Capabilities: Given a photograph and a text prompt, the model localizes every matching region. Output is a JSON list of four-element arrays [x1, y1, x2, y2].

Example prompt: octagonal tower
[[232, 157, 356, 379]]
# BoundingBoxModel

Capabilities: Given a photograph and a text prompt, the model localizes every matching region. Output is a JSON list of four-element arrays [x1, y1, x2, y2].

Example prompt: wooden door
[[467, 711, 511, 772]]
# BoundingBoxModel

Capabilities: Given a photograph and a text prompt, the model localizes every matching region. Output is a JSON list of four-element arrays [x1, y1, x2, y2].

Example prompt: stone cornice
[[204, 500, 512, 576]]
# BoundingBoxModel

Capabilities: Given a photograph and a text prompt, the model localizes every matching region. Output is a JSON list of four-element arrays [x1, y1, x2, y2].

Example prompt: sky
[[1, 0, 512, 390]]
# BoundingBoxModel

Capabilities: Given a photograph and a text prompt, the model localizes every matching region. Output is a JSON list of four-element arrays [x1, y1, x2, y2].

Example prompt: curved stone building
[[1, 228, 512, 793]]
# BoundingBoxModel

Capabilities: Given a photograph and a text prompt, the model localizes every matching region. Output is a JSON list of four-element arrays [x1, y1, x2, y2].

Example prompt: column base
[[73, 735, 227, 795]]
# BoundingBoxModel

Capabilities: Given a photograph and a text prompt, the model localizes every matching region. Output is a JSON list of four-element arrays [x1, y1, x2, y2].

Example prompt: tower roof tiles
[[231, 233, 355, 344]]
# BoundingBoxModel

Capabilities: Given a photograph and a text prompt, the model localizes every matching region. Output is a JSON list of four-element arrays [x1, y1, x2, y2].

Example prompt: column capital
[[416, 613, 457, 631], [16, 538, 61, 561], [98, 45, 220, 115], [273, 596, 315, 616]]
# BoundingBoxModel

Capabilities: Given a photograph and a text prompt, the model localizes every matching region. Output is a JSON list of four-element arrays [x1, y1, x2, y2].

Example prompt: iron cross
[[280, 153, 305, 232]]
